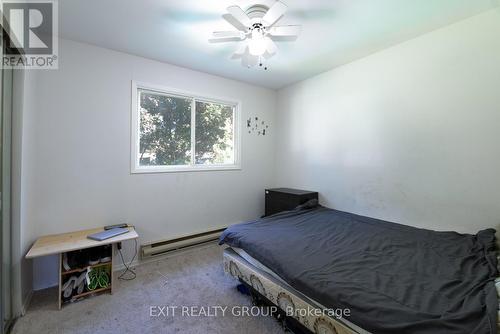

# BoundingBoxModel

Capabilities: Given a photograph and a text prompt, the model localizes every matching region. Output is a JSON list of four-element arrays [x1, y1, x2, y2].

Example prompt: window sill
[[131, 164, 241, 174]]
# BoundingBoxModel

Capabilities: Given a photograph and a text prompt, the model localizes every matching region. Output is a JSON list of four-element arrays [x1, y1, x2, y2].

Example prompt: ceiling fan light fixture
[[248, 29, 267, 56]]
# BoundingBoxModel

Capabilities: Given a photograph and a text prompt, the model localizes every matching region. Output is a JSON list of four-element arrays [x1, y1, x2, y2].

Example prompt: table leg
[[110, 244, 115, 294], [58, 253, 62, 309]]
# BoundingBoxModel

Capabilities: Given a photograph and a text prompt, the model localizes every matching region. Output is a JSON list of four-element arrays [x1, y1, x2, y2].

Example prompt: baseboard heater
[[141, 227, 226, 259]]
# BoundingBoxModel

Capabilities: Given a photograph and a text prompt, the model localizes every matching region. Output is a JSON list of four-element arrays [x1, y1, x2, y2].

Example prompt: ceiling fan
[[209, 1, 301, 69]]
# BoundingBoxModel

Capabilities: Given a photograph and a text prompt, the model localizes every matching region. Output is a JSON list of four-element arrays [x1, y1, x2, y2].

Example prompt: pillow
[[294, 198, 319, 210]]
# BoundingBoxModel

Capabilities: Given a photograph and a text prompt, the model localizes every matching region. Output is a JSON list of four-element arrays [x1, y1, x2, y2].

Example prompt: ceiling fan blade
[[209, 37, 244, 43], [262, 1, 287, 26], [212, 31, 245, 39], [222, 14, 248, 31], [269, 25, 301, 37], [227, 6, 252, 28], [242, 53, 258, 68]]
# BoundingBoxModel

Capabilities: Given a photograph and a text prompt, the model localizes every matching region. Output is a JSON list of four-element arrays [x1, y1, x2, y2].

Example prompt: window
[[131, 82, 240, 173]]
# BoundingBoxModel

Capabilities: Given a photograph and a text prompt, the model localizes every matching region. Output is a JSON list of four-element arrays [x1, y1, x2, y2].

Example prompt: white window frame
[[131, 81, 241, 173]]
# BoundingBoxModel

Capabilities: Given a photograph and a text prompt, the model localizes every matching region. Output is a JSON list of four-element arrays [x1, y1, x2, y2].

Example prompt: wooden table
[[26, 227, 139, 309]]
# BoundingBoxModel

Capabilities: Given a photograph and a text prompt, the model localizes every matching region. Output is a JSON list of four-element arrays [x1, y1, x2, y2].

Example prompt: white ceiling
[[58, 0, 497, 89]]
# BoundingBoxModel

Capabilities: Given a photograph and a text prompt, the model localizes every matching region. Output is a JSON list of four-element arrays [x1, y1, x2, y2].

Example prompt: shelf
[[63, 286, 111, 303], [56, 241, 125, 309], [62, 261, 112, 275]]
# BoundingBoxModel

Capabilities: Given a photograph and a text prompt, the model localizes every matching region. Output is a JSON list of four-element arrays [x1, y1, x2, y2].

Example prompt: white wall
[[275, 9, 500, 234], [24, 39, 277, 289]]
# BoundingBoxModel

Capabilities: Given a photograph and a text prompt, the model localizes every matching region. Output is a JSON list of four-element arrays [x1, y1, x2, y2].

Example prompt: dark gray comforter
[[219, 207, 498, 334]]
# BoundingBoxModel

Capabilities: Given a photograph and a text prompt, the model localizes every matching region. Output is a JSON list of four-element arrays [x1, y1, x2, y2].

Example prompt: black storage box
[[265, 188, 318, 216]]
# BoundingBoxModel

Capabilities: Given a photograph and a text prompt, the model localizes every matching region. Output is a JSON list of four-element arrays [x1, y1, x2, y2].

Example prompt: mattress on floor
[[226, 247, 500, 334], [223, 247, 364, 334], [230, 246, 368, 333], [219, 207, 499, 334]]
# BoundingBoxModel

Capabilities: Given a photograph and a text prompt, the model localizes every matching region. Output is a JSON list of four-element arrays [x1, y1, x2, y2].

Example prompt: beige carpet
[[12, 243, 284, 334]]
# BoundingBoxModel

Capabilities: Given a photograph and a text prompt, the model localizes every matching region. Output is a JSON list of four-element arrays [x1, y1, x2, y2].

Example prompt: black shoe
[[64, 250, 88, 270], [88, 248, 100, 265], [100, 245, 111, 263]]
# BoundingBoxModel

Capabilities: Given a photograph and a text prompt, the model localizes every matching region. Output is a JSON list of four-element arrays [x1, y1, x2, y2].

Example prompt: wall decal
[[247, 117, 269, 136]]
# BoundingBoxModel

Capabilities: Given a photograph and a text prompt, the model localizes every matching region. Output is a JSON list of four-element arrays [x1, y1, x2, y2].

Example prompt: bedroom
[[0, 0, 499, 333]]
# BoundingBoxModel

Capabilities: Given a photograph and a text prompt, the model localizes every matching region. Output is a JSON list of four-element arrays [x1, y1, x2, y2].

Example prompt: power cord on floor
[[117, 238, 137, 281]]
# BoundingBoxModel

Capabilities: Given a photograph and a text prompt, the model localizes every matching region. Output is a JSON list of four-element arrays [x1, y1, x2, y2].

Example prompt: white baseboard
[[113, 240, 218, 272]]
